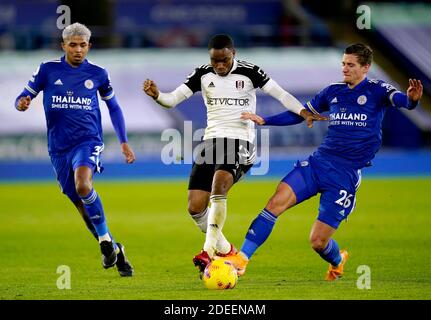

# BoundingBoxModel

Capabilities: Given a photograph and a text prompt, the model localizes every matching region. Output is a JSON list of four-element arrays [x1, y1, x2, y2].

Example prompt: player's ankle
[[98, 233, 112, 243], [239, 251, 249, 261]]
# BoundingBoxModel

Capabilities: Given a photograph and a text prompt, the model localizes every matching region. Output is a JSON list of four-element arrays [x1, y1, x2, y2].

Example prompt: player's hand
[[241, 112, 266, 125], [17, 96, 31, 112], [407, 79, 423, 102], [121, 143, 136, 164], [300, 108, 328, 128], [143, 79, 159, 99]]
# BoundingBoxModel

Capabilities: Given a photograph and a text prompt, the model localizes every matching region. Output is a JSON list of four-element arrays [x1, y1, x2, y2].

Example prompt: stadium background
[[0, 0, 430, 301]]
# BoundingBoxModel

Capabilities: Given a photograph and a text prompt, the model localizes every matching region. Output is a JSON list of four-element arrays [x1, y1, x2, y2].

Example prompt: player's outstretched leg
[[217, 208, 277, 276], [309, 220, 348, 281], [80, 188, 117, 268], [217, 181, 296, 276], [75, 166, 118, 269], [74, 201, 99, 240], [75, 200, 134, 276]]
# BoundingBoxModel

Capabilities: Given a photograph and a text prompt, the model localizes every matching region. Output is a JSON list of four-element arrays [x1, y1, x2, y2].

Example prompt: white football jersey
[[184, 59, 270, 143]]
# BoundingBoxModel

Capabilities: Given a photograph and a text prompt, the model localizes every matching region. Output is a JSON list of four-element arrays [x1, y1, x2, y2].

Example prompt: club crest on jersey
[[85, 79, 94, 89], [300, 160, 309, 167], [357, 95, 367, 105], [236, 80, 244, 90]]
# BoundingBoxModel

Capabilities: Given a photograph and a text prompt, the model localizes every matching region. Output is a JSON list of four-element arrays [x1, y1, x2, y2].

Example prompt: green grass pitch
[[0, 178, 430, 300]]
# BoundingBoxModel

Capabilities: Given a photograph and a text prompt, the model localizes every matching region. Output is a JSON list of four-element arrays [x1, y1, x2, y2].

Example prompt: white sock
[[98, 232, 111, 243], [191, 208, 208, 233], [204, 195, 227, 257], [191, 207, 231, 254], [216, 234, 231, 255]]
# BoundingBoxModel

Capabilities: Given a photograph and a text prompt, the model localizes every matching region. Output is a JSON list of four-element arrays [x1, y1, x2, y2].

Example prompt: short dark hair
[[344, 43, 373, 66], [208, 34, 234, 50]]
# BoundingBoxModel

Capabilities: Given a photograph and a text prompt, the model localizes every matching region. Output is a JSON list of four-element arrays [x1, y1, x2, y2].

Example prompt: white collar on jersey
[[227, 59, 238, 75]]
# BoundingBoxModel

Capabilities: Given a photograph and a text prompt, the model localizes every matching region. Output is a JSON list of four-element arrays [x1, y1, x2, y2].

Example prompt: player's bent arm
[[155, 84, 193, 109], [261, 79, 305, 115], [105, 96, 128, 143]]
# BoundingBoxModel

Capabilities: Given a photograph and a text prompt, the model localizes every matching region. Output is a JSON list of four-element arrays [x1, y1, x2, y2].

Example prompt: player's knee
[[266, 195, 287, 215], [266, 185, 296, 215], [266, 198, 279, 212], [310, 236, 328, 252], [188, 201, 207, 215], [187, 190, 210, 215], [75, 180, 92, 197]]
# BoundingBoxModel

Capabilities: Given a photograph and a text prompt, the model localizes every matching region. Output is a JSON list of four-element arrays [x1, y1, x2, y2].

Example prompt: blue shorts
[[282, 155, 362, 229], [50, 142, 104, 203]]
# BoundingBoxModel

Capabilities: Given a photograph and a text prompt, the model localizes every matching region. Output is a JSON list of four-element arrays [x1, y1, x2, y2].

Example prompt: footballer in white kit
[[143, 34, 323, 276]]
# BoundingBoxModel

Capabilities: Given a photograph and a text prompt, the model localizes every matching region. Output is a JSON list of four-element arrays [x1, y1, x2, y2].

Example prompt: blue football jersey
[[305, 78, 403, 169], [24, 56, 114, 155]]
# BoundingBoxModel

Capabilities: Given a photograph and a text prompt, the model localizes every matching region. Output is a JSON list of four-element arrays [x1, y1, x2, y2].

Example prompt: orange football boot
[[216, 251, 249, 277], [326, 250, 349, 281]]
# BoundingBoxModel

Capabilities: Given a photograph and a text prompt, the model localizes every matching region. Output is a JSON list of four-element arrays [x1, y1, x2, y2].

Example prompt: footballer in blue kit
[[218, 44, 423, 281], [14, 23, 136, 277]]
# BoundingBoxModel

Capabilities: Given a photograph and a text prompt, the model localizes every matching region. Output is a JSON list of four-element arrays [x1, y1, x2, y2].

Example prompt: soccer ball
[[202, 259, 238, 290]]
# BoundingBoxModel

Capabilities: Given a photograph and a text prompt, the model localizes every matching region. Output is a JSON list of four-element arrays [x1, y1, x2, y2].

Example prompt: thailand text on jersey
[[183, 59, 270, 143], [24, 56, 114, 155], [306, 77, 403, 169]]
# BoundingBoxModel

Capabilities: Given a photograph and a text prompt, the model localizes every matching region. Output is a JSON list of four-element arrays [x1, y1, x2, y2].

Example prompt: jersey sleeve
[[376, 80, 402, 107], [305, 86, 330, 114], [249, 65, 270, 88], [105, 96, 128, 143], [263, 111, 304, 126], [235, 61, 270, 88], [375, 80, 418, 110], [24, 63, 46, 97], [183, 65, 211, 93], [98, 69, 115, 101]]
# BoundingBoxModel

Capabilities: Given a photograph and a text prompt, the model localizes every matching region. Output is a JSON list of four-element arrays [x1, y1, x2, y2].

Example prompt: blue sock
[[240, 208, 278, 259], [317, 239, 341, 266], [80, 189, 109, 238], [84, 217, 99, 240]]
